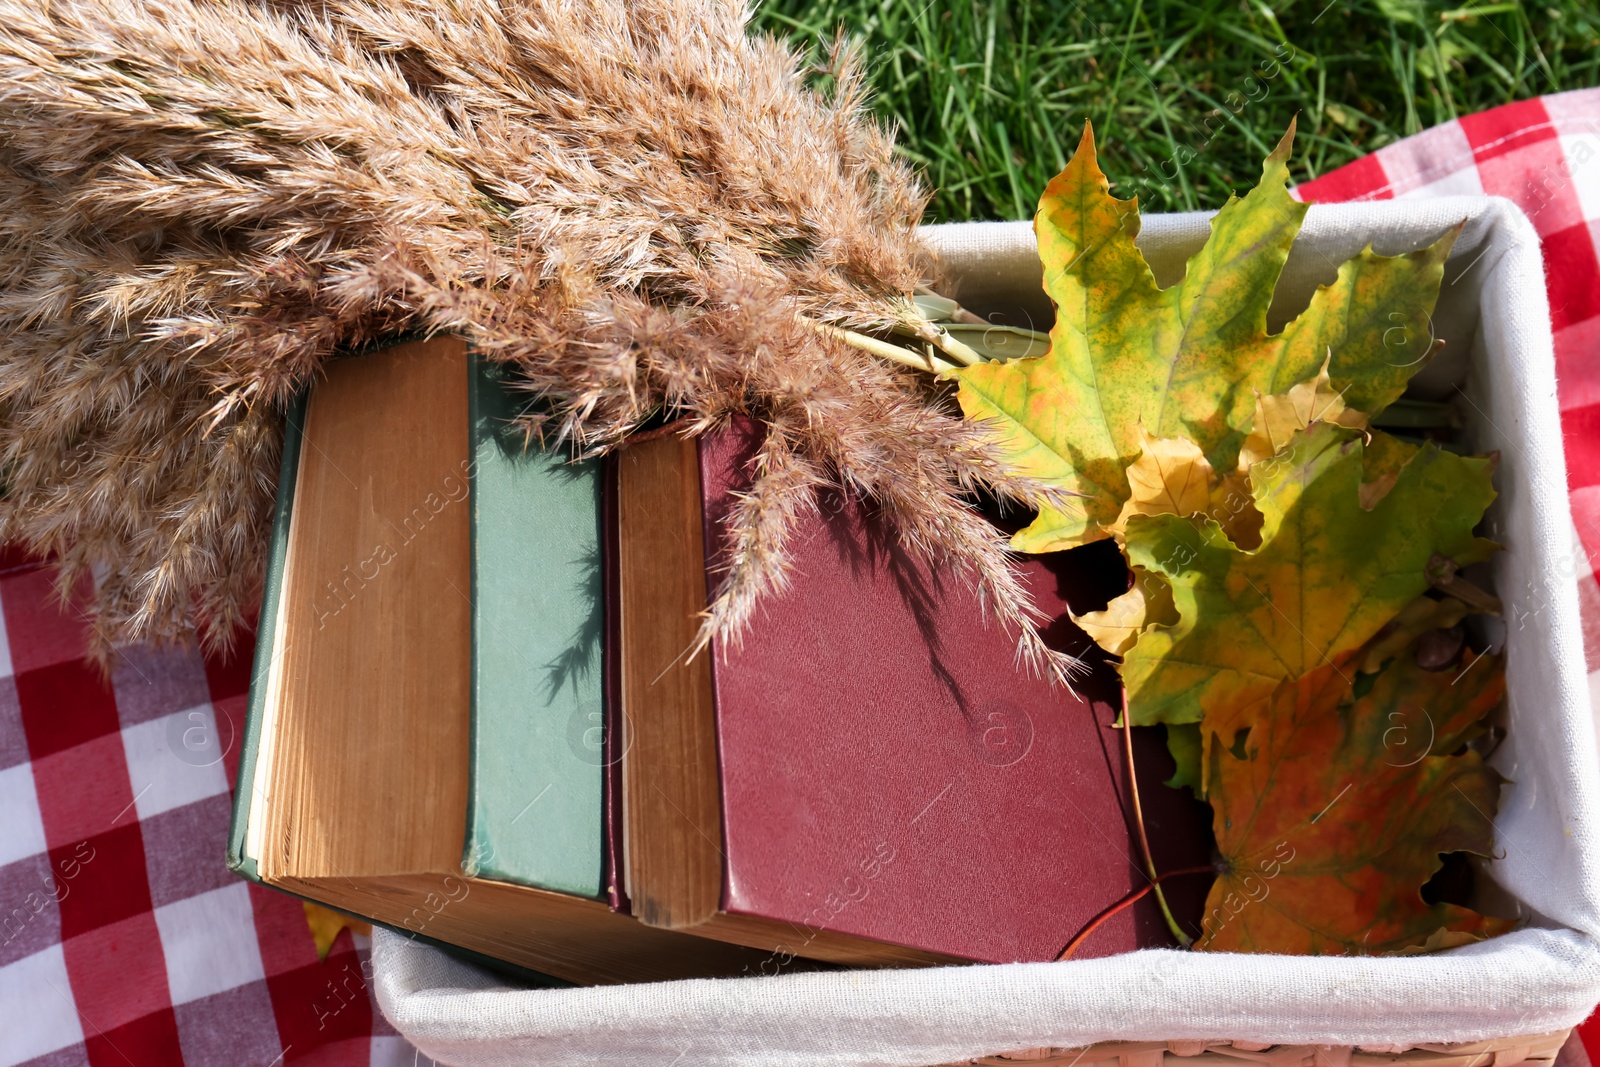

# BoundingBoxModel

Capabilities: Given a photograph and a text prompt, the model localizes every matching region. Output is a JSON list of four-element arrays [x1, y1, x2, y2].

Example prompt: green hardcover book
[[226, 336, 765, 984], [221, 367, 554, 984], [465, 356, 606, 898]]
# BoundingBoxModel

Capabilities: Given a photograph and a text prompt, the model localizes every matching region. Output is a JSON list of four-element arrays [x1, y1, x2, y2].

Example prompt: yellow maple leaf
[[1075, 568, 1177, 656], [1111, 430, 1217, 535], [1238, 357, 1370, 470], [953, 121, 1458, 553]]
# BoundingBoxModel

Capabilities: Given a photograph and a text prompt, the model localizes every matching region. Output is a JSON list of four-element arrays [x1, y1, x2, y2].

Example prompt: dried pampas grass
[[0, 0, 1075, 677]]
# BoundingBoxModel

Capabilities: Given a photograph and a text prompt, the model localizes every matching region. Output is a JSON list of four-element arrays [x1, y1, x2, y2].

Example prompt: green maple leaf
[[1197, 656, 1510, 955], [1119, 422, 1496, 737], [953, 121, 1458, 552]]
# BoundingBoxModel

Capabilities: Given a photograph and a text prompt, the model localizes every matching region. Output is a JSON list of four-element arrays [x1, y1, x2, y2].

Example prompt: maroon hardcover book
[[699, 420, 1210, 963]]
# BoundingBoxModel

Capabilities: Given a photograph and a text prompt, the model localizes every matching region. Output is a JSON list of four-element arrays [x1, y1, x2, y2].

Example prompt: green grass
[[754, 0, 1600, 221]]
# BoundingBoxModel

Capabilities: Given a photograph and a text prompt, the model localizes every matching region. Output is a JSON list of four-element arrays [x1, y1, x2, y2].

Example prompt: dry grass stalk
[[0, 0, 1076, 678]]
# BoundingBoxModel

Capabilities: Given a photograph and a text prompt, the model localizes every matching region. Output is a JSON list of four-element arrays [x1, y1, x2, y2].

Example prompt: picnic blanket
[[0, 88, 1597, 1066], [0, 551, 418, 1065]]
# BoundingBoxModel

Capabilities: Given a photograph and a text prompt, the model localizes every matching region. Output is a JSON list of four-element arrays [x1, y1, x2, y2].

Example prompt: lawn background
[[755, 0, 1600, 221]]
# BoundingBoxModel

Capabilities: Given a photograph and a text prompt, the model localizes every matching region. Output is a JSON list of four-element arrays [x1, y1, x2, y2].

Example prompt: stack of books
[[227, 336, 1210, 986]]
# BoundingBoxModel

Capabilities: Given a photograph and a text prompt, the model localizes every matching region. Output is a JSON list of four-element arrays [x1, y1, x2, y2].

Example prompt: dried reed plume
[[0, 0, 1075, 677]]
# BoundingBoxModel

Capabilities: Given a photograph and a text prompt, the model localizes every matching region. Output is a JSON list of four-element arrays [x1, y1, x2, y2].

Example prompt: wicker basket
[[949, 1031, 1571, 1067], [370, 202, 1600, 1067]]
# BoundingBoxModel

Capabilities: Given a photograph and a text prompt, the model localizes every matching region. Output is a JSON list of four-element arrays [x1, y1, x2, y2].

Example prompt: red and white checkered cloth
[[1, 89, 1598, 1066], [0, 550, 422, 1066]]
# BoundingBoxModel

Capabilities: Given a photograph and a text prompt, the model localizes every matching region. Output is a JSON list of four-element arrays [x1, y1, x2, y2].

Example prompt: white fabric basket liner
[[373, 198, 1600, 1066]]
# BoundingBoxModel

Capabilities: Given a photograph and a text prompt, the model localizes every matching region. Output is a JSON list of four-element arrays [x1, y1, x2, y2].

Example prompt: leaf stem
[[1120, 689, 1192, 948], [1056, 865, 1215, 960]]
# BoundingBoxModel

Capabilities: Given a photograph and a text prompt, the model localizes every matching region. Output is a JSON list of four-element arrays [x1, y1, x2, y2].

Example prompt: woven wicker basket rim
[[945, 1028, 1571, 1067]]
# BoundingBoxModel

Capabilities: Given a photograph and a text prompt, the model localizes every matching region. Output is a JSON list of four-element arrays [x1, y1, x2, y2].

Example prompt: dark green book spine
[[465, 355, 607, 898]]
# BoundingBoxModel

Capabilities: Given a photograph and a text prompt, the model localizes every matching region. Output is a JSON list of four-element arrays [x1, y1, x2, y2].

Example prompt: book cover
[[466, 356, 607, 899], [698, 420, 1211, 963]]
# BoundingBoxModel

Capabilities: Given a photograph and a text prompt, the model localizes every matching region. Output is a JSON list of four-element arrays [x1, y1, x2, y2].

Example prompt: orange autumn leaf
[[1196, 655, 1510, 955], [955, 121, 1508, 959]]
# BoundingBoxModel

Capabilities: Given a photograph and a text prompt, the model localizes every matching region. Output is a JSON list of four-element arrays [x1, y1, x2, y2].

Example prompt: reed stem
[[816, 321, 960, 374]]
